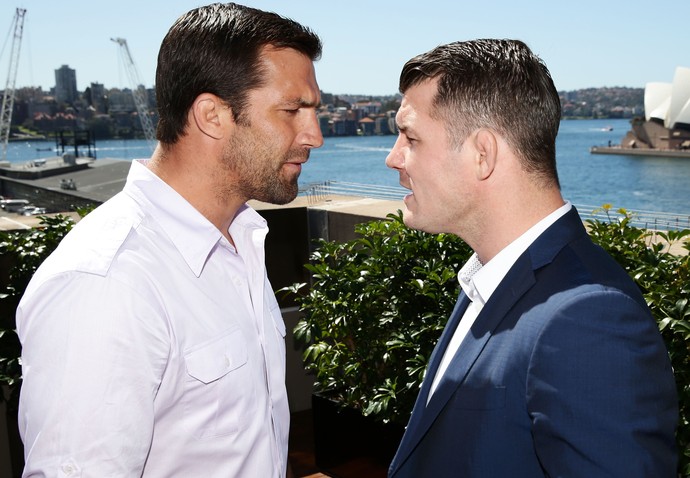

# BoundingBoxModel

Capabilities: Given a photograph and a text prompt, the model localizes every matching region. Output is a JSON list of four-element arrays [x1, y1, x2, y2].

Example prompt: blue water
[[5, 119, 690, 215]]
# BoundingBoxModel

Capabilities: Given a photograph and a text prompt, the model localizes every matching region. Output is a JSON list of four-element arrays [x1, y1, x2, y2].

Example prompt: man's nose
[[302, 113, 324, 149], [385, 136, 404, 170]]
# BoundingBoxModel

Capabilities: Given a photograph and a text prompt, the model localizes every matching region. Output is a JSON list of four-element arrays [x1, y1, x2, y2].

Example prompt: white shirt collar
[[459, 201, 572, 307], [123, 160, 267, 277]]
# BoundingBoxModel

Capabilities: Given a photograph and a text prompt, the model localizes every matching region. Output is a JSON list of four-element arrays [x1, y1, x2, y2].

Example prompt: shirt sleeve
[[17, 271, 170, 477], [527, 287, 678, 477]]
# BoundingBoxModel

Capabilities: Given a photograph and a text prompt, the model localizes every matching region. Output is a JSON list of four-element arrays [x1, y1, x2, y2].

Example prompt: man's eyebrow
[[395, 110, 413, 134], [285, 97, 321, 108], [396, 119, 412, 134]]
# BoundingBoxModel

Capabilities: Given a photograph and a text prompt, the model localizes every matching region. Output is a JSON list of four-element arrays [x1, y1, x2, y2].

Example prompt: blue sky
[[3, 0, 690, 96]]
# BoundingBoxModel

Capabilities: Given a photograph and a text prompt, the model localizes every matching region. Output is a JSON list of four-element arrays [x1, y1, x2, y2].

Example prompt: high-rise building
[[55, 64, 77, 104], [89, 82, 106, 113]]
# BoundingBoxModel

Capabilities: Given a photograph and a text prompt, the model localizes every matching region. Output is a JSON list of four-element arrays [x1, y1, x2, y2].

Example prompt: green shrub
[[288, 212, 472, 425], [291, 207, 690, 474]]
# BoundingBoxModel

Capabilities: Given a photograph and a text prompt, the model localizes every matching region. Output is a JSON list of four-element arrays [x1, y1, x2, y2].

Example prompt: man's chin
[[270, 192, 298, 205], [402, 209, 438, 234], [401, 209, 417, 229], [256, 181, 298, 205]]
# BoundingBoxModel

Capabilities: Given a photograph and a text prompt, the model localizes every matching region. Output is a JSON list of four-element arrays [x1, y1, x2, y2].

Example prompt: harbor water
[[5, 118, 690, 218]]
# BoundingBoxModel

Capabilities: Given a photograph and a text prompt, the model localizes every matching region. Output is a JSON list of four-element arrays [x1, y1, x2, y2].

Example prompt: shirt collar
[[458, 201, 572, 307], [123, 160, 267, 277]]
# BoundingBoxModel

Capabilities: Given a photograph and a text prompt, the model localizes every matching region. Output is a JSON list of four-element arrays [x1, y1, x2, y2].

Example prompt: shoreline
[[590, 146, 690, 158]]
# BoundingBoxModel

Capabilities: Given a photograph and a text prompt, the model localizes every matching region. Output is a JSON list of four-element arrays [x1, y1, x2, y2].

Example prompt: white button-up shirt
[[17, 160, 289, 477]]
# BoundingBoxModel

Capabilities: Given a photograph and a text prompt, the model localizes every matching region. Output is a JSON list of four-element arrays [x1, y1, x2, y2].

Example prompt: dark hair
[[400, 39, 561, 188], [155, 2, 322, 144]]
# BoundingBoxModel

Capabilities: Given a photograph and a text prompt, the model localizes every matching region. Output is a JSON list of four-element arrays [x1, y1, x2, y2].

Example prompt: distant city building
[[107, 88, 136, 114], [54, 65, 78, 104], [318, 115, 331, 137], [359, 117, 375, 135], [332, 118, 357, 136], [89, 82, 107, 114], [374, 115, 392, 135], [386, 110, 398, 135], [321, 92, 334, 105], [352, 101, 381, 121]]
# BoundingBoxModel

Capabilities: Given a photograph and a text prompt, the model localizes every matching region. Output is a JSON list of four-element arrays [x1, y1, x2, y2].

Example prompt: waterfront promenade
[[591, 145, 690, 159]]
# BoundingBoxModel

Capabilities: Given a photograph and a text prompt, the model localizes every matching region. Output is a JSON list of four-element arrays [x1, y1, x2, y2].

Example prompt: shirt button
[[61, 464, 75, 475]]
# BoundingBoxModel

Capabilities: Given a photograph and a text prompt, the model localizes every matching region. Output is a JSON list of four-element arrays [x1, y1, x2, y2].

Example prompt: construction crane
[[111, 37, 156, 152], [0, 8, 27, 164]]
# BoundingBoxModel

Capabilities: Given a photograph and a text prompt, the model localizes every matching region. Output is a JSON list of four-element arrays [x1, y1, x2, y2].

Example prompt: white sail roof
[[645, 82, 672, 121], [667, 67, 690, 128]]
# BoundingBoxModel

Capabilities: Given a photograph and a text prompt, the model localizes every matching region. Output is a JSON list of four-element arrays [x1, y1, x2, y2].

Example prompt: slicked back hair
[[155, 2, 322, 144], [400, 39, 562, 188]]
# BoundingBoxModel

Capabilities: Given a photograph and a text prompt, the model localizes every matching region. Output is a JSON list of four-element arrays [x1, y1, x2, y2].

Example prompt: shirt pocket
[[183, 327, 256, 439]]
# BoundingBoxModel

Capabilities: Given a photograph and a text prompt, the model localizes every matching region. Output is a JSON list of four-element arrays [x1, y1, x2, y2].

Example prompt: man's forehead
[[397, 89, 431, 128], [395, 99, 414, 126]]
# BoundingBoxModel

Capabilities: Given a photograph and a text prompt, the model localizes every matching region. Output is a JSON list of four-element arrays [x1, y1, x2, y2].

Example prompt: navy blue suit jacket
[[388, 207, 678, 477]]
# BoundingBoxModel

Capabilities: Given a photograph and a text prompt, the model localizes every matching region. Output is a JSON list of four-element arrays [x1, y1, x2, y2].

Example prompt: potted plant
[[284, 212, 472, 472]]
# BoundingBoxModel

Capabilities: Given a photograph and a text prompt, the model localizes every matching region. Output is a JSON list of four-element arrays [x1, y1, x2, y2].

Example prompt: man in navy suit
[[385, 39, 678, 477]]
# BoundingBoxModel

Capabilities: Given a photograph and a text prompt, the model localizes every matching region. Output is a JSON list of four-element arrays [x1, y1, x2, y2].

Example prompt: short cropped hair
[[155, 2, 322, 144], [400, 39, 561, 187]]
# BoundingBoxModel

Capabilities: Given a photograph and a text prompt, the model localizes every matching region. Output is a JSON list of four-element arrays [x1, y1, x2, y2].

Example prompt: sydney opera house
[[620, 66, 690, 151]]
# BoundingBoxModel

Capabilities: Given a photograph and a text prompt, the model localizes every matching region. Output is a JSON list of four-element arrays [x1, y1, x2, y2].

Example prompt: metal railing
[[575, 205, 690, 231], [301, 180, 408, 203], [300, 181, 690, 231]]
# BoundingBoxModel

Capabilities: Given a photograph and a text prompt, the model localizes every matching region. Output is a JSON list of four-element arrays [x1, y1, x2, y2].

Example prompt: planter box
[[311, 393, 404, 477]]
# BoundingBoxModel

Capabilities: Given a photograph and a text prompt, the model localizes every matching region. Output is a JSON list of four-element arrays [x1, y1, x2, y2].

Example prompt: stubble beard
[[221, 127, 308, 205]]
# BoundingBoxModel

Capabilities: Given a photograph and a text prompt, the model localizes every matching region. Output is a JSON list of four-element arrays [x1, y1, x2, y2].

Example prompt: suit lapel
[[428, 257, 536, 408], [389, 254, 537, 476], [389, 293, 470, 474]]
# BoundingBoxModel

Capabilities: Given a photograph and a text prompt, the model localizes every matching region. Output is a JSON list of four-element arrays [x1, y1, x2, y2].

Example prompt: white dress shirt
[[428, 201, 572, 400], [17, 160, 289, 477]]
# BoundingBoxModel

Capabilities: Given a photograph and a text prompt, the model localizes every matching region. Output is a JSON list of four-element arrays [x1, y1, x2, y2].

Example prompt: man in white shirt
[[17, 3, 323, 477], [385, 39, 677, 477]]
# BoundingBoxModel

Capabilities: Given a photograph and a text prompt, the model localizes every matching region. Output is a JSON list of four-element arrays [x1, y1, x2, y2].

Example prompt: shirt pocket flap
[[185, 329, 248, 384]]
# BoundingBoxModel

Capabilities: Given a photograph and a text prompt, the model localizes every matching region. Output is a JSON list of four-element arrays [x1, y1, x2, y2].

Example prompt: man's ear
[[472, 129, 498, 181], [190, 93, 231, 140]]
